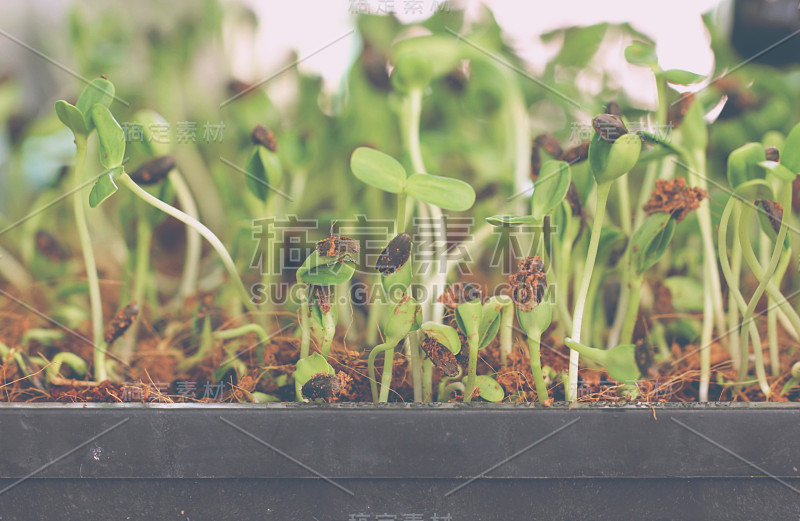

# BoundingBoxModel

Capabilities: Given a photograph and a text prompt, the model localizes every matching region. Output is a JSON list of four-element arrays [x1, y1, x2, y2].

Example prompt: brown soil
[[1, 266, 798, 403], [643, 177, 707, 223]]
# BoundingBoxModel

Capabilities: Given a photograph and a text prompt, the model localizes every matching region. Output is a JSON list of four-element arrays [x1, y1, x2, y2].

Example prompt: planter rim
[[1, 401, 798, 410]]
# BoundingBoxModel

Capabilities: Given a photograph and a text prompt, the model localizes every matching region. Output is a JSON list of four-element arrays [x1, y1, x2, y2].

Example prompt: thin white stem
[[568, 181, 612, 402], [118, 173, 257, 315], [168, 169, 201, 300]]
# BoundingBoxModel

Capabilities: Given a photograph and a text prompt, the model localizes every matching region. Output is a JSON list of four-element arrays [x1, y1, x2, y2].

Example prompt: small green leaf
[[297, 252, 356, 286], [54, 100, 88, 135], [780, 122, 800, 173], [631, 212, 676, 274], [516, 299, 552, 334], [531, 160, 571, 220], [486, 215, 540, 227], [565, 339, 642, 382], [420, 322, 461, 354], [624, 41, 657, 68], [384, 297, 421, 341], [244, 147, 283, 202], [295, 353, 334, 388], [391, 35, 464, 79], [660, 69, 704, 85], [91, 104, 125, 168], [455, 299, 483, 339], [76, 78, 115, 131], [405, 173, 476, 211], [589, 132, 641, 184], [478, 304, 502, 350], [89, 167, 121, 208], [474, 375, 504, 402], [350, 147, 406, 194]]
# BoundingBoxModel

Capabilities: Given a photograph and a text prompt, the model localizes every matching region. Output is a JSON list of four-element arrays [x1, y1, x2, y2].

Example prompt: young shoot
[[568, 114, 641, 401], [509, 256, 552, 402]]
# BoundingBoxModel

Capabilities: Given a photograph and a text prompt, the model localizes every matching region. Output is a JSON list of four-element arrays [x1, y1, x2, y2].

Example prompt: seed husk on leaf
[[251, 124, 277, 152], [376, 233, 412, 275], [765, 146, 780, 162], [128, 156, 176, 185], [509, 256, 547, 313], [420, 335, 460, 377], [592, 114, 628, 143]]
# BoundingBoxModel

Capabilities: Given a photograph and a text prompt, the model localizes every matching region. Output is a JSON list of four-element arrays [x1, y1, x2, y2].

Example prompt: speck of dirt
[[509, 256, 547, 312], [643, 177, 707, 223]]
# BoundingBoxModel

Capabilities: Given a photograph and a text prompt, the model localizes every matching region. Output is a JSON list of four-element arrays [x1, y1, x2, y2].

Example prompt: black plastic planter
[[1, 402, 798, 520]]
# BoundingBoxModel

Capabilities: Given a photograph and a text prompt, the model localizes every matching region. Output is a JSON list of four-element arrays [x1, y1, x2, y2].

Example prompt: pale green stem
[[320, 308, 336, 360], [619, 271, 644, 345], [527, 327, 549, 402], [169, 170, 201, 300], [422, 359, 433, 401], [120, 200, 151, 363], [213, 323, 269, 363], [499, 304, 513, 367], [72, 135, 107, 382], [718, 199, 765, 399], [118, 173, 257, 316], [568, 181, 612, 402], [768, 250, 790, 376], [463, 333, 480, 404], [368, 341, 393, 403], [407, 332, 422, 402], [296, 288, 311, 402], [0, 244, 32, 292], [365, 281, 384, 346], [688, 153, 728, 355], [403, 87, 436, 398], [727, 237, 742, 369], [738, 190, 789, 398]]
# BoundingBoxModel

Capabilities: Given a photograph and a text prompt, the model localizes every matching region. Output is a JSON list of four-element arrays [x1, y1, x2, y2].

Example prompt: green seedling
[[445, 286, 506, 404], [419, 322, 461, 378], [295, 352, 341, 401], [509, 256, 552, 402], [567, 114, 641, 401], [368, 296, 422, 402], [55, 77, 116, 382]]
